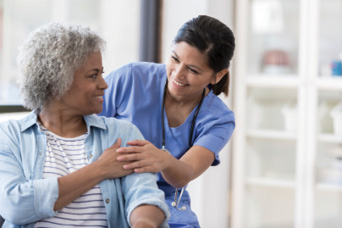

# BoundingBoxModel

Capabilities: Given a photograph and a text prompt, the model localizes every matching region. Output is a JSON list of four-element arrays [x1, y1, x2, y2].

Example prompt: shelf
[[245, 75, 342, 90], [245, 75, 300, 88], [246, 177, 295, 189], [316, 183, 342, 192], [232, 0, 342, 227], [246, 129, 297, 140], [318, 133, 342, 144], [315, 77, 342, 90]]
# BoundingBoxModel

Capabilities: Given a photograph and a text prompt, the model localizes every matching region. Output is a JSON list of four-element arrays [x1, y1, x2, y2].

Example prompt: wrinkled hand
[[116, 140, 170, 173], [97, 138, 134, 179]]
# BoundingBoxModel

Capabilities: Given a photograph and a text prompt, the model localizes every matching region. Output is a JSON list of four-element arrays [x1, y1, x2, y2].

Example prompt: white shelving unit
[[231, 0, 342, 227]]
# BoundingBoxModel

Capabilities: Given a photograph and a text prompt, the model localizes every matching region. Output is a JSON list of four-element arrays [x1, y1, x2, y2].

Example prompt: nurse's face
[[166, 41, 219, 99]]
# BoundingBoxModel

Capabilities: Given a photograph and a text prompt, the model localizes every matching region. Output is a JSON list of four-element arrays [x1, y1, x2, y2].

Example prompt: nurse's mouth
[[172, 79, 187, 87]]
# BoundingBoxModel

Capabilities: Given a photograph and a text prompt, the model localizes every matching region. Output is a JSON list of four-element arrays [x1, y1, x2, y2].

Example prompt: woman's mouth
[[94, 96, 104, 103]]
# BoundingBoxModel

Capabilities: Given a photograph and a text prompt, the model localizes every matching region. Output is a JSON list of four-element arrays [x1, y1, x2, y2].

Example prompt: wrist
[[161, 146, 170, 154], [90, 160, 108, 180]]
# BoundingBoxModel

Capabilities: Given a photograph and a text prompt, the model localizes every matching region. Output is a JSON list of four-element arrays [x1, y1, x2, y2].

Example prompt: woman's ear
[[211, 69, 229, 85]]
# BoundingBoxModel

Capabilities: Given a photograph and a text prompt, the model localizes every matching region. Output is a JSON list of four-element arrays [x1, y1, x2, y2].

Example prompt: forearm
[[54, 160, 105, 211], [130, 205, 165, 228], [116, 141, 214, 187], [162, 145, 215, 188], [161, 153, 195, 188]]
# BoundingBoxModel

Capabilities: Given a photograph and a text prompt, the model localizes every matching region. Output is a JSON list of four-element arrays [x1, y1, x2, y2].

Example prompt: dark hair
[[174, 15, 235, 96]]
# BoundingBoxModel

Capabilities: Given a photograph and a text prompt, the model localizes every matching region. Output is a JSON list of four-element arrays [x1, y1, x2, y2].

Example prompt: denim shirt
[[0, 111, 170, 228]]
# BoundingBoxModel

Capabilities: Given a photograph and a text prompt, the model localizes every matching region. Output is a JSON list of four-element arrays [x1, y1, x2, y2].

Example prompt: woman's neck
[[39, 105, 87, 138]]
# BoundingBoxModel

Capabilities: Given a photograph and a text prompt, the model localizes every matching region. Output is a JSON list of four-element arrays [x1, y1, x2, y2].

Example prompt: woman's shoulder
[[0, 111, 36, 132], [0, 112, 37, 147], [102, 116, 133, 127], [94, 115, 141, 135], [86, 114, 135, 129], [95, 115, 144, 141]]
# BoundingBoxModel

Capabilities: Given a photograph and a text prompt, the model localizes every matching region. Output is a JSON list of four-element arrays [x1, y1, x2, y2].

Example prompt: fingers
[[120, 156, 161, 174], [125, 139, 149, 147], [118, 150, 145, 162], [116, 146, 141, 154], [110, 137, 122, 148], [127, 163, 157, 174], [122, 160, 144, 170], [116, 140, 152, 153], [114, 140, 164, 174]]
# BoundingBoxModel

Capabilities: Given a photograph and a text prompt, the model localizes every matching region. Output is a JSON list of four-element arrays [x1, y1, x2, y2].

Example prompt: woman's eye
[[89, 73, 98, 78]]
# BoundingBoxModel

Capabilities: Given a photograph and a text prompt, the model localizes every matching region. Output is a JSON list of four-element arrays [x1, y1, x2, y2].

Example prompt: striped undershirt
[[35, 125, 108, 228]]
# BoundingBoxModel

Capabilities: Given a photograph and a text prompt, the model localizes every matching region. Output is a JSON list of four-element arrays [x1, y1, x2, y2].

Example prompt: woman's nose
[[99, 77, 108, 90]]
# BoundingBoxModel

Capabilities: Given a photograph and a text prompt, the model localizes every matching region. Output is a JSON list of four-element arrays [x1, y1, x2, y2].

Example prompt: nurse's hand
[[116, 140, 171, 173]]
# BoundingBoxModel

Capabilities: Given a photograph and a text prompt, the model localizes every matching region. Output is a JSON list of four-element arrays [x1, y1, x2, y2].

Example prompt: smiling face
[[59, 51, 108, 115], [165, 42, 224, 101]]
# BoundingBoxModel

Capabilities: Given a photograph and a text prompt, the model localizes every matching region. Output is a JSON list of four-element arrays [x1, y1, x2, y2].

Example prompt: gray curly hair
[[17, 22, 106, 111]]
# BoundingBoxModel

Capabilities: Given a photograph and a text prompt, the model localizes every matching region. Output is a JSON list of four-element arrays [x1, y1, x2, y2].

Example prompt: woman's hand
[[55, 138, 133, 210], [96, 138, 134, 179], [116, 140, 171, 173]]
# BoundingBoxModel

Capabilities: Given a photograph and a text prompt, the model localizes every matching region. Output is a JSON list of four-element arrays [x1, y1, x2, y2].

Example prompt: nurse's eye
[[188, 68, 199, 74], [171, 55, 180, 63]]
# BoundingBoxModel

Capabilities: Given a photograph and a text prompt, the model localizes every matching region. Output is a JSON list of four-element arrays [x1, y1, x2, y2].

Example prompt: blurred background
[[0, 0, 342, 227]]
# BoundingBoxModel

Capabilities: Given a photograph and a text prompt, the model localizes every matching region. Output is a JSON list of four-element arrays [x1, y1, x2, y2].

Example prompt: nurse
[[99, 15, 235, 228]]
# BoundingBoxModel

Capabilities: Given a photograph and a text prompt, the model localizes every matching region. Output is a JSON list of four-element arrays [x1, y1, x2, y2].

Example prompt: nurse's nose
[[173, 64, 187, 79]]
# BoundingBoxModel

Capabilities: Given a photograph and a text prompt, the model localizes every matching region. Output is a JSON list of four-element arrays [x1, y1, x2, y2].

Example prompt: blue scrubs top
[[99, 62, 235, 228]]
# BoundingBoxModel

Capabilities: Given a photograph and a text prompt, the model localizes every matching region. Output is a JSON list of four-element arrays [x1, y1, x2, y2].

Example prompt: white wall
[[161, 1, 235, 227], [0, 0, 140, 105]]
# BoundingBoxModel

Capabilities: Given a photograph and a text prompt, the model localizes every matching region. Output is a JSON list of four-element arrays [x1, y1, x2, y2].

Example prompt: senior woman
[[0, 22, 169, 228]]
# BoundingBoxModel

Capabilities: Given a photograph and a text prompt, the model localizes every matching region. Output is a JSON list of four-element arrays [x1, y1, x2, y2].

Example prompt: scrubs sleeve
[[0, 123, 58, 225], [99, 64, 133, 118], [195, 108, 235, 166]]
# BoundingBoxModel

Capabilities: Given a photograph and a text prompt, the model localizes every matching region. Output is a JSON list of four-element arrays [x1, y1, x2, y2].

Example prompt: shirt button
[[106, 199, 110, 204], [89, 154, 93, 159]]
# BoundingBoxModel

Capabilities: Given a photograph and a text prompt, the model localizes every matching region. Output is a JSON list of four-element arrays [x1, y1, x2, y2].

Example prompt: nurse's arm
[[117, 140, 214, 188], [161, 145, 215, 188]]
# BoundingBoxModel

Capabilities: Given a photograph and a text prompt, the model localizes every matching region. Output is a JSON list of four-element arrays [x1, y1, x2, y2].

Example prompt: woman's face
[[60, 51, 107, 115], [166, 41, 219, 99]]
